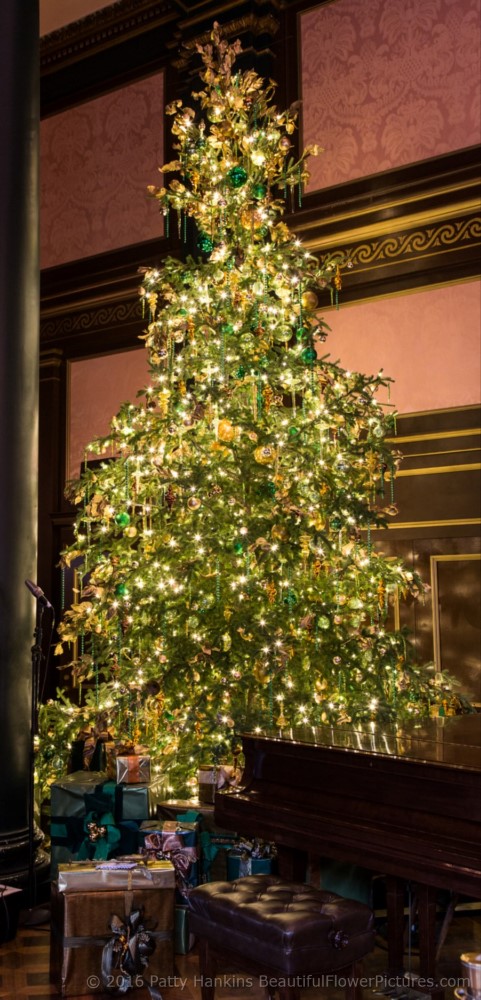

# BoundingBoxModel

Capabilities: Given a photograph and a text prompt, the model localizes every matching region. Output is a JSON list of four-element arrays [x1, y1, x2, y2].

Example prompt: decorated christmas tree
[[38, 26, 460, 798]]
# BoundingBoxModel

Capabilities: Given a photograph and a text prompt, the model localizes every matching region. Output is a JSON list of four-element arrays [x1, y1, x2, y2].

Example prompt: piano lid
[[241, 713, 481, 771]]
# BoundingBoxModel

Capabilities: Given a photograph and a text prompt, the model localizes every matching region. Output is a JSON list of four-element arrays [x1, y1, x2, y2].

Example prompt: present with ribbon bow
[[76, 810, 121, 863], [50, 875, 174, 996], [227, 837, 278, 880], [57, 858, 175, 892], [50, 772, 151, 878], [139, 820, 199, 902], [107, 743, 151, 785]]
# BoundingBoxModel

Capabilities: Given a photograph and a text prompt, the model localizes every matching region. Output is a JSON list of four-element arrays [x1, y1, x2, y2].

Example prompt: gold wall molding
[[377, 518, 481, 531], [430, 553, 481, 674], [396, 463, 481, 477], [41, 0, 176, 72], [41, 300, 142, 345], [317, 215, 481, 268]]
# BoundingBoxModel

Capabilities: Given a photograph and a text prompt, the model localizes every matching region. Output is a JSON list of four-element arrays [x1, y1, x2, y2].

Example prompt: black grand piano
[[215, 714, 481, 998]]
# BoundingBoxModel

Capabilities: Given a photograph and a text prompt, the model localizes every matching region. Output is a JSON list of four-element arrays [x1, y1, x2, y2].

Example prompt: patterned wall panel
[[40, 71, 164, 268], [301, 0, 481, 190], [68, 347, 151, 481], [322, 279, 481, 414]]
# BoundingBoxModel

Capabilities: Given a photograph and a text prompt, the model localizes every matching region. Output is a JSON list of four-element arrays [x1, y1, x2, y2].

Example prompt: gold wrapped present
[[57, 857, 174, 893], [50, 878, 174, 996]]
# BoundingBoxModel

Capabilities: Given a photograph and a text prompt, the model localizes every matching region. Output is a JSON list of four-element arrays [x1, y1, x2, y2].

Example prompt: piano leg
[[416, 882, 445, 1000], [276, 844, 308, 882], [386, 875, 405, 977]]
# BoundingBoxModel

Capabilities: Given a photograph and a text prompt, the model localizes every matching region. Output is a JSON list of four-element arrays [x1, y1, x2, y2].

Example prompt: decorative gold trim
[[388, 429, 481, 443], [400, 448, 481, 459], [396, 463, 481, 477], [430, 553, 481, 672], [305, 208, 480, 252], [41, 0, 176, 71], [373, 518, 481, 530], [41, 300, 142, 343]]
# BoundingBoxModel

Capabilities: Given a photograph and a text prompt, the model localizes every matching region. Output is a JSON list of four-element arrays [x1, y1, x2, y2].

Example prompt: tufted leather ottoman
[[188, 874, 375, 1000]]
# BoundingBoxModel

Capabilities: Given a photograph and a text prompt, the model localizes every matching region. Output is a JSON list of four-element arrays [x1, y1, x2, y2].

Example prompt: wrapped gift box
[[155, 800, 238, 883], [139, 820, 199, 902], [57, 858, 174, 893], [115, 755, 151, 785], [50, 772, 150, 877], [200, 830, 238, 883], [50, 872, 175, 996], [227, 853, 275, 879], [227, 840, 278, 881], [174, 905, 196, 955]]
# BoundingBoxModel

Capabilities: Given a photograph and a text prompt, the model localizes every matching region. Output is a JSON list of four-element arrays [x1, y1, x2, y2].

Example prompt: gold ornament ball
[[254, 445, 275, 464], [217, 419, 235, 442], [187, 497, 202, 510], [240, 207, 263, 230], [301, 290, 319, 311]]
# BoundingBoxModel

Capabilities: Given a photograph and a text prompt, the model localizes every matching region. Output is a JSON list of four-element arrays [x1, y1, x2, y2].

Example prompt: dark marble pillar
[[0, 0, 43, 892]]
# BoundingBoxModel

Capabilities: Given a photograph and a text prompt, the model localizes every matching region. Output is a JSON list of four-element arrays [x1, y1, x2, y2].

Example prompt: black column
[[0, 0, 42, 889]]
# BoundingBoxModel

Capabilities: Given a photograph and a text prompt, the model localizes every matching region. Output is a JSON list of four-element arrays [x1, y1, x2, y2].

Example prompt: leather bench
[[188, 874, 375, 1000]]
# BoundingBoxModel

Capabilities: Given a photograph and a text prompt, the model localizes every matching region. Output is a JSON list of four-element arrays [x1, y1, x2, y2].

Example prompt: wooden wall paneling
[[372, 405, 481, 704]]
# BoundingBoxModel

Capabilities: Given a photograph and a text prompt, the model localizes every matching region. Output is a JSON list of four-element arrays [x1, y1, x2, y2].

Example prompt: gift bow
[[142, 832, 196, 897], [77, 810, 121, 861], [216, 764, 242, 789], [101, 908, 156, 994]]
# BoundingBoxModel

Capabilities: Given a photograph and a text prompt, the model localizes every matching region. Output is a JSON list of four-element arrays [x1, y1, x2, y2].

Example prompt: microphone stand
[[22, 584, 54, 925], [28, 603, 44, 911]]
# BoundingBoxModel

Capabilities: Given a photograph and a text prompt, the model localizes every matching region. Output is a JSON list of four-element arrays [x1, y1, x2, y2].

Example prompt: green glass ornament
[[227, 165, 248, 188], [296, 326, 309, 342], [197, 233, 214, 254], [115, 582, 128, 597], [283, 588, 297, 606], [115, 511, 131, 528], [235, 366, 246, 379], [331, 516, 343, 530], [221, 323, 234, 335], [288, 426, 300, 437], [252, 182, 267, 200], [301, 347, 317, 363], [233, 540, 244, 554]]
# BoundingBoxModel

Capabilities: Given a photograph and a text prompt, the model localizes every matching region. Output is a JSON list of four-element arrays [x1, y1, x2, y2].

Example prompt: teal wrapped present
[[174, 905, 196, 954], [200, 830, 238, 883], [227, 838, 278, 880], [50, 772, 150, 877], [227, 853, 275, 879]]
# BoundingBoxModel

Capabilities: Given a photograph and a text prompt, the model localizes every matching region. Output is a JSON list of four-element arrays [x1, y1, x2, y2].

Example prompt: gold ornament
[[263, 385, 274, 412], [266, 581, 277, 604], [187, 497, 202, 510], [217, 419, 235, 442], [254, 445, 276, 464], [301, 290, 319, 311], [240, 207, 264, 230]]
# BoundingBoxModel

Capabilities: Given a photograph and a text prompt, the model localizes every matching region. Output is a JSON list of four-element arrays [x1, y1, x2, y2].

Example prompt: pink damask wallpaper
[[68, 281, 480, 482], [324, 280, 481, 414], [68, 348, 151, 481], [40, 72, 164, 269], [301, 0, 481, 190]]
